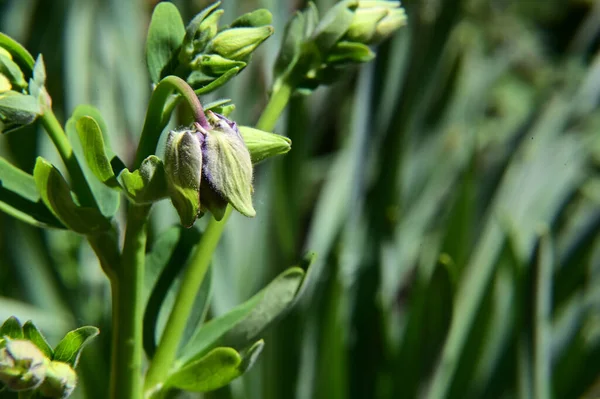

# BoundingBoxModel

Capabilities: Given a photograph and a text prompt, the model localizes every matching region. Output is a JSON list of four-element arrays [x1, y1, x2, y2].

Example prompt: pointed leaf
[[192, 66, 240, 95], [146, 2, 186, 83], [0, 53, 26, 89], [179, 267, 305, 365], [0, 91, 39, 133], [0, 33, 35, 72], [33, 157, 111, 234], [23, 321, 53, 359], [166, 342, 263, 393], [0, 316, 23, 339], [239, 126, 291, 164], [75, 116, 117, 186], [53, 326, 99, 367], [119, 155, 168, 204]]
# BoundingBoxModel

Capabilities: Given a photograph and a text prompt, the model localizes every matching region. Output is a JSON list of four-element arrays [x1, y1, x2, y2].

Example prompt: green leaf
[[239, 126, 292, 164], [33, 157, 111, 234], [118, 155, 168, 204], [52, 326, 99, 367], [0, 91, 40, 133], [0, 157, 64, 228], [166, 341, 264, 393], [28, 55, 47, 104], [75, 116, 117, 186], [204, 99, 235, 117], [146, 2, 186, 83], [23, 320, 53, 359], [192, 66, 240, 95], [229, 9, 272, 28], [311, 0, 357, 53], [178, 267, 305, 365], [198, 54, 246, 77], [66, 109, 120, 218], [0, 316, 23, 339], [0, 33, 35, 73]]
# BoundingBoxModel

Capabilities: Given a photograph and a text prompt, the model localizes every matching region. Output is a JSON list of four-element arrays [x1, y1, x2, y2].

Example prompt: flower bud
[[0, 74, 10, 92], [0, 50, 27, 90], [0, 339, 48, 391], [164, 130, 203, 227], [229, 9, 273, 28], [192, 54, 246, 77], [371, 7, 407, 42], [180, 3, 224, 64], [199, 112, 255, 218], [39, 361, 77, 399], [207, 26, 274, 60]]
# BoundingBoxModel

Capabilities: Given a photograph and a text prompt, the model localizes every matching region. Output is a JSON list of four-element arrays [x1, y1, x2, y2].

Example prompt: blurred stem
[[134, 75, 207, 169], [144, 81, 294, 395], [111, 205, 150, 399], [40, 109, 96, 208]]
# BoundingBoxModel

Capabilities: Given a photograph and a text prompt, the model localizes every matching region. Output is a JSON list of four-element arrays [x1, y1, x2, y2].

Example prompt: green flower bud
[[0, 339, 49, 391], [199, 112, 255, 218], [164, 130, 203, 227], [371, 7, 407, 42], [238, 126, 292, 164], [207, 26, 274, 60], [39, 361, 77, 399], [180, 3, 224, 64], [0, 51, 27, 90], [192, 54, 246, 77]]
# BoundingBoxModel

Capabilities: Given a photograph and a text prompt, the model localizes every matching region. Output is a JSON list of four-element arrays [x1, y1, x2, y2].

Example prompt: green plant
[[0, 1, 405, 398]]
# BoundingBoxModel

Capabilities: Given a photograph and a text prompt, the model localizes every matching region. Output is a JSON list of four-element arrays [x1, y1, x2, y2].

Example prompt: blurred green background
[[1, 0, 600, 398]]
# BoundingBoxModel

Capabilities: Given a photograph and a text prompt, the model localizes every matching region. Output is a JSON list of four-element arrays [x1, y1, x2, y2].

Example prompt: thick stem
[[40, 109, 96, 208], [143, 81, 293, 396], [134, 76, 207, 169], [110, 205, 150, 399]]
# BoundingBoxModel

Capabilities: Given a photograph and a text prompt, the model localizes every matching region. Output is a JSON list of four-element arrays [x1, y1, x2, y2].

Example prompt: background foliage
[[1, 0, 600, 398]]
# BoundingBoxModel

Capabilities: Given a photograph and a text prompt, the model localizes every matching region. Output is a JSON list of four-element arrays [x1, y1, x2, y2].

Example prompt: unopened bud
[[39, 361, 77, 399], [230, 9, 273, 28], [180, 3, 224, 64], [193, 54, 246, 77], [372, 7, 407, 42], [0, 339, 48, 391], [200, 112, 255, 218], [238, 126, 291, 164], [0, 50, 27, 90], [207, 26, 274, 60], [346, 1, 407, 43], [164, 130, 203, 227]]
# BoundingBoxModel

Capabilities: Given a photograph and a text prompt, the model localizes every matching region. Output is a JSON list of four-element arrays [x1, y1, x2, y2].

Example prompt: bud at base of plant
[[0, 339, 49, 391], [39, 361, 77, 399]]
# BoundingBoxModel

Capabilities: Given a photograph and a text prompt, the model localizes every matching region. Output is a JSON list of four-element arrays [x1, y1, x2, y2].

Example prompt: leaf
[[118, 155, 168, 204], [28, 55, 46, 104], [166, 341, 264, 393], [146, 2, 186, 83], [204, 99, 235, 117], [239, 126, 292, 164], [23, 320, 53, 359], [327, 41, 375, 64], [0, 157, 39, 202], [66, 110, 120, 218], [75, 116, 117, 186], [0, 91, 40, 132], [178, 267, 305, 365], [0, 53, 26, 89], [33, 157, 111, 234], [53, 326, 99, 367], [311, 0, 357, 53], [192, 66, 240, 95], [0, 316, 23, 339]]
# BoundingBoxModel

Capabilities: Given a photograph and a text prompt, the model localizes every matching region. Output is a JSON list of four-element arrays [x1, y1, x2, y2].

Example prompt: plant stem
[[256, 82, 293, 131], [134, 76, 207, 169], [40, 109, 96, 208], [144, 81, 294, 395], [110, 205, 150, 399]]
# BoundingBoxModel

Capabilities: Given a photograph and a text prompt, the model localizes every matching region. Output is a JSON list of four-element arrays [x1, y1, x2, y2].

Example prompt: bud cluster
[[148, 1, 273, 93], [274, 0, 407, 93]]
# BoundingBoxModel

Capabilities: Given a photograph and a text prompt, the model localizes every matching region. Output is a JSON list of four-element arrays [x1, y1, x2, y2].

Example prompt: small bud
[[192, 54, 246, 77], [180, 3, 224, 64], [207, 26, 274, 60], [0, 51, 27, 90], [346, 1, 407, 44], [345, 8, 388, 43], [0, 339, 48, 391], [0, 74, 11, 92], [164, 130, 203, 227], [200, 112, 255, 218], [372, 8, 407, 42], [238, 126, 291, 164], [39, 361, 77, 399]]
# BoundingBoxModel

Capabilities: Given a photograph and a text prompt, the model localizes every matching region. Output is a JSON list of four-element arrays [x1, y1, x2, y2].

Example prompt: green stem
[[110, 205, 150, 399], [134, 76, 206, 169], [40, 109, 96, 208], [144, 207, 232, 395], [144, 81, 294, 395], [256, 82, 293, 131]]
